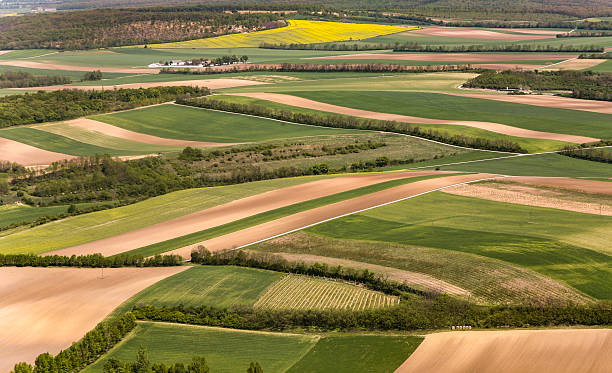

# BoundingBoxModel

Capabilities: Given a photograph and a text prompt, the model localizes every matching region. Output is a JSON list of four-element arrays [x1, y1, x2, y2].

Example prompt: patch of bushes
[[0, 253, 184, 267], [0, 71, 71, 88], [559, 141, 612, 163]]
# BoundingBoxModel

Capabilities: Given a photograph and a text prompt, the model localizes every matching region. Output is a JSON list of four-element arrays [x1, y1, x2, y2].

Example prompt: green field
[[306, 192, 612, 299], [112, 266, 283, 316], [285, 91, 612, 139], [91, 104, 360, 143], [0, 175, 337, 254], [84, 322, 420, 373], [209, 94, 569, 153], [0, 204, 67, 229], [588, 59, 612, 73]]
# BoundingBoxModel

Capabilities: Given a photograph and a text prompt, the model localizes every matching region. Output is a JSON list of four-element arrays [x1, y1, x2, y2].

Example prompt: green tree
[[247, 362, 263, 373], [11, 363, 33, 373], [135, 347, 151, 373]]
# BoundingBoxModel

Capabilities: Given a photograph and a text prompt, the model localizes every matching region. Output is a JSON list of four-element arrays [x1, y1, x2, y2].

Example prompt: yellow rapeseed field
[[149, 20, 411, 48]]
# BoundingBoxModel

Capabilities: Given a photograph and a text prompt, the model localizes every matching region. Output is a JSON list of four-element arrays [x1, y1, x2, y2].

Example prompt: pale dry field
[[396, 329, 612, 373], [230, 92, 597, 143], [169, 173, 497, 258], [0, 266, 188, 372], [453, 93, 612, 114], [50, 171, 452, 257], [309, 53, 576, 62], [0, 137, 77, 166], [510, 177, 612, 195], [542, 58, 608, 71], [19, 78, 265, 91], [0, 60, 157, 74], [411, 27, 557, 40]]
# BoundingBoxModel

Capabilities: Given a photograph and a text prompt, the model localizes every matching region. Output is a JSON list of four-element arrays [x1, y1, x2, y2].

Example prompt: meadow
[[287, 91, 612, 139], [306, 192, 612, 300], [83, 322, 420, 373], [0, 204, 68, 229], [147, 20, 410, 48], [91, 104, 360, 143]]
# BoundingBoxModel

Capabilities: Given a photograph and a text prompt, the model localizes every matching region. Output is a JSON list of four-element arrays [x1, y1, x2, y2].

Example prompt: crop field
[[0, 204, 67, 229], [306, 192, 612, 300], [112, 266, 283, 315], [253, 274, 399, 311], [91, 104, 360, 143], [84, 322, 420, 373], [588, 59, 612, 73], [147, 20, 411, 48], [286, 91, 612, 139]]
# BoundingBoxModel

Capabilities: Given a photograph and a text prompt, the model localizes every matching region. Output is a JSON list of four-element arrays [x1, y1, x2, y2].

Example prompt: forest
[[464, 70, 612, 101], [0, 7, 284, 49], [0, 86, 209, 127], [0, 71, 71, 88]]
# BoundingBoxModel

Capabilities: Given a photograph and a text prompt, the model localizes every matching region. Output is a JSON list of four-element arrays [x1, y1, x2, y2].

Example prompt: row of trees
[[464, 70, 612, 101], [559, 141, 612, 163], [11, 313, 137, 373], [579, 53, 612, 59], [0, 86, 210, 128], [557, 31, 612, 38], [176, 97, 527, 153], [160, 63, 484, 75], [0, 71, 70, 88], [0, 253, 184, 267], [191, 247, 431, 297]]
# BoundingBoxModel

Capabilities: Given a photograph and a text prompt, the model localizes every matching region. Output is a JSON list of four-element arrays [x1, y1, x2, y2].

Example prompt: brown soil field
[[410, 27, 557, 40], [507, 29, 563, 36], [452, 93, 612, 114], [18, 78, 265, 91], [0, 60, 157, 74], [49, 171, 454, 257], [308, 53, 576, 62], [471, 63, 544, 70], [0, 266, 188, 372], [60, 118, 238, 147], [542, 58, 608, 71], [509, 177, 612, 195], [168, 173, 497, 258], [0, 137, 77, 166], [395, 329, 612, 373], [231, 92, 598, 143], [443, 182, 612, 215], [270, 251, 470, 296]]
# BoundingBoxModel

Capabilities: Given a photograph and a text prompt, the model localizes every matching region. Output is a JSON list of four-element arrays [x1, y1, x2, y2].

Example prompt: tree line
[[0, 253, 184, 267], [0, 71, 71, 88], [160, 63, 484, 75], [557, 31, 612, 38], [176, 97, 527, 153], [0, 86, 209, 128], [579, 53, 612, 59], [559, 141, 612, 164], [464, 70, 612, 101], [11, 313, 137, 373]]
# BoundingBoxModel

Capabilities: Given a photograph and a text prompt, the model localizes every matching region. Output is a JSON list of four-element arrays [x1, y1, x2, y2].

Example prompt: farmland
[[147, 20, 411, 48], [253, 274, 399, 311]]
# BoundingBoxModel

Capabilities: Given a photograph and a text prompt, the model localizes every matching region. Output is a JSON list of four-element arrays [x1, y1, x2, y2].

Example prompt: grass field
[[306, 192, 612, 300], [0, 204, 67, 229], [111, 266, 283, 316], [0, 127, 150, 156], [587, 59, 612, 73], [286, 91, 612, 139], [253, 274, 399, 311], [147, 20, 410, 48], [0, 175, 337, 254], [209, 94, 569, 153], [91, 104, 360, 143], [84, 322, 420, 373]]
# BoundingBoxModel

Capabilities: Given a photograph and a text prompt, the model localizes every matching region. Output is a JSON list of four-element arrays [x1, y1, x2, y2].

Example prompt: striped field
[[254, 274, 399, 311], [148, 20, 410, 48]]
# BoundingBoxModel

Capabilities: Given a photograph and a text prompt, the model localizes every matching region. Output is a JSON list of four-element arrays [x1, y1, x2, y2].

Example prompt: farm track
[[49, 171, 451, 257], [0, 266, 188, 372], [168, 173, 497, 258], [396, 329, 612, 373], [230, 92, 598, 143]]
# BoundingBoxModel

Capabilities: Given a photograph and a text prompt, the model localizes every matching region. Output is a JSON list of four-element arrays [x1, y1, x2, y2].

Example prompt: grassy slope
[[120, 174, 450, 257], [288, 91, 612, 138], [111, 266, 283, 317], [209, 94, 567, 153], [0, 127, 146, 156], [0, 175, 336, 254], [83, 323, 317, 373], [91, 104, 360, 143], [286, 335, 423, 373], [307, 192, 612, 300], [0, 204, 66, 228], [587, 59, 612, 73]]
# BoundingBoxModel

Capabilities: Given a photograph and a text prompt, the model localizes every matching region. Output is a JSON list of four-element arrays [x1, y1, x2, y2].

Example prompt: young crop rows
[[254, 274, 399, 311]]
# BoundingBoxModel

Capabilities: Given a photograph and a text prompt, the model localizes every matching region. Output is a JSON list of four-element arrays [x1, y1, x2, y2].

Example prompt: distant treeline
[[0, 253, 184, 268], [0, 71, 71, 88], [0, 7, 284, 49], [559, 141, 612, 164], [0, 86, 209, 128], [557, 31, 612, 38], [160, 63, 483, 75], [191, 247, 432, 297], [11, 313, 136, 373], [259, 42, 604, 53], [177, 97, 527, 153], [579, 53, 612, 59], [464, 70, 612, 101]]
